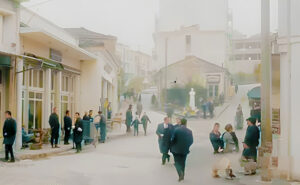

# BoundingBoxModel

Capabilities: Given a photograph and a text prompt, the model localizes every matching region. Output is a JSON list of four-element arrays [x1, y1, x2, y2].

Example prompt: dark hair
[[66, 110, 70, 115], [181, 118, 187, 126], [5, 111, 11, 116], [75, 112, 80, 116]]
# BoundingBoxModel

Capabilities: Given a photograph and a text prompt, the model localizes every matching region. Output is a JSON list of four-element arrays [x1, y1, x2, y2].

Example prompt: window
[[28, 92, 43, 129], [29, 70, 44, 88], [185, 35, 191, 53], [50, 48, 62, 62]]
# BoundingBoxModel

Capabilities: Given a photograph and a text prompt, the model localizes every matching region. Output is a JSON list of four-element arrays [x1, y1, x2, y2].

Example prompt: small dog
[[212, 157, 236, 180]]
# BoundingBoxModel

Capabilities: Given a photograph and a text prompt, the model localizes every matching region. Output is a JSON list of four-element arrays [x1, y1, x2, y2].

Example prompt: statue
[[189, 88, 196, 110]]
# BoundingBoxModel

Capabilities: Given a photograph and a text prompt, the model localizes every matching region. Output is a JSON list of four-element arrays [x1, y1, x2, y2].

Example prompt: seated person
[[22, 126, 35, 145], [209, 123, 224, 153]]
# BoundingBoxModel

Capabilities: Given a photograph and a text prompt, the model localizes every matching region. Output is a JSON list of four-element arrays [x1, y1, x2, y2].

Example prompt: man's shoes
[[178, 175, 184, 182], [54, 145, 60, 148], [9, 159, 15, 163], [162, 159, 166, 165]]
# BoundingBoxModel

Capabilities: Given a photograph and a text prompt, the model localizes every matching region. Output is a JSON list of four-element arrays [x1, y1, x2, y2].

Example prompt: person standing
[[125, 105, 133, 133], [171, 118, 193, 182], [98, 111, 106, 143], [235, 104, 244, 130], [49, 107, 60, 148], [209, 123, 224, 154], [63, 110, 72, 145], [207, 100, 214, 118], [242, 117, 260, 162], [88, 110, 93, 122], [156, 117, 174, 165], [173, 117, 182, 130], [131, 114, 141, 136], [201, 101, 207, 119], [73, 112, 83, 153], [141, 112, 151, 136], [82, 111, 90, 121], [136, 101, 143, 118], [3, 111, 17, 162]]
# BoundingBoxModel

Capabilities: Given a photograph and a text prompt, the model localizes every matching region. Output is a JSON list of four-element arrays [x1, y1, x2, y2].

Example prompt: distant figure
[[209, 123, 224, 154], [171, 118, 193, 182], [88, 110, 93, 122], [63, 110, 72, 145], [73, 112, 83, 153], [151, 94, 157, 106], [235, 84, 239, 94], [126, 105, 133, 133], [136, 101, 143, 118], [201, 101, 207, 119], [156, 117, 174, 165], [49, 107, 60, 148], [235, 104, 244, 130], [107, 102, 112, 120], [207, 100, 214, 118], [131, 114, 141, 136], [141, 112, 151, 136], [98, 111, 106, 143], [82, 111, 90, 121], [223, 124, 239, 153], [3, 111, 17, 162]]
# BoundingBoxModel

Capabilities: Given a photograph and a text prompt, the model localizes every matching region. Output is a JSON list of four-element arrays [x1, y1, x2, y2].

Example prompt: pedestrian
[[63, 110, 72, 145], [141, 112, 151, 136], [125, 105, 133, 133], [156, 117, 174, 165], [131, 114, 140, 136], [88, 110, 93, 122], [73, 112, 83, 153], [222, 124, 239, 153], [98, 111, 106, 143], [242, 117, 260, 162], [136, 101, 143, 118], [209, 123, 224, 154], [235, 104, 244, 130], [2, 111, 16, 162], [82, 111, 89, 121], [173, 117, 182, 130], [207, 100, 214, 118], [49, 107, 60, 148], [107, 102, 112, 120], [201, 100, 207, 119], [170, 118, 193, 182]]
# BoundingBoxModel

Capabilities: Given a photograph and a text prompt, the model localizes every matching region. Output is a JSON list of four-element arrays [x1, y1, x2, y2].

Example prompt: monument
[[189, 88, 196, 110]]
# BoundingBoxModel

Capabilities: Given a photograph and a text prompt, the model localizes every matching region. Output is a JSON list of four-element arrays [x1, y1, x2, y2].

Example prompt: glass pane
[[33, 70, 38, 87], [66, 77, 69, 91], [51, 72, 55, 91], [0, 70, 2, 84], [35, 101, 42, 129], [28, 100, 34, 129], [36, 93, 43, 100], [29, 92, 34, 99], [62, 95, 68, 102], [61, 102, 68, 124], [39, 70, 43, 88], [29, 70, 32, 87]]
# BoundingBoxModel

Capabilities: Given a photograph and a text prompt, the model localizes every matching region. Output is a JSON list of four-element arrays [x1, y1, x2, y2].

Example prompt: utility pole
[[261, 0, 272, 180]]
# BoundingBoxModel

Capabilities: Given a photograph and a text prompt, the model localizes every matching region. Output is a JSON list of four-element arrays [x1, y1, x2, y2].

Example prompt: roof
[[247, 86, 261, 99], [65, 27, 117, 47], [159, 56, 225, 74]]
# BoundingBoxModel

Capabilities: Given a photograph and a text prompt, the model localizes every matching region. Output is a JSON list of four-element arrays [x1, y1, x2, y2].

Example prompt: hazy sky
[[22, 0, 278, 54]]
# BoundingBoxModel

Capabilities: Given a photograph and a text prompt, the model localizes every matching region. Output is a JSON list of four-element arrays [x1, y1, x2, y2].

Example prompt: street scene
[[0, 0, 300, 185]]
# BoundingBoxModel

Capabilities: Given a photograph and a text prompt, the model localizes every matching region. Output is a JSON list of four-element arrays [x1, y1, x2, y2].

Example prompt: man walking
[[171, 118, 193, 182], [49, 107, 60, 148], [73, 112, 83, 153], [156, 117, 173, 165], [3, 111, 17, 162], [136, 101, 143, 118], [126, 105, 133, 133], [63, 110, 72, 145], [98, 111, 106, 143], [141, 112, 151, 136]]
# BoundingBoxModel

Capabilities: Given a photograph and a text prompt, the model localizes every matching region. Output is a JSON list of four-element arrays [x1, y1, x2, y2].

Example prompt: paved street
[[0, 85, 262, 185]]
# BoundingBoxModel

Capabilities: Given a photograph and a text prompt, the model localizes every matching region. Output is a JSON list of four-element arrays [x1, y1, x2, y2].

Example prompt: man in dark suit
[[156, 117, 174, 165], [63, 110, 72, 145], [73, 112, 83, 153], [49, 107, 60, 148], [99, 111, 106, 143], [3, 111, 17, 162], [171, 118, 193, 182]]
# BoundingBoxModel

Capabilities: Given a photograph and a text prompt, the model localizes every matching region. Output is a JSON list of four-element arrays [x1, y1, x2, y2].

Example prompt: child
[[131, 114, 141, 136]]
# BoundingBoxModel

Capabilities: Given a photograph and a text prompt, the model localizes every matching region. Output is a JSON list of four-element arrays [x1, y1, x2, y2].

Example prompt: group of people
[[156, 117, 194, 182], [125, 104, 152, 136], [209, 116, 260, 177], [201, 100, 215, 119]]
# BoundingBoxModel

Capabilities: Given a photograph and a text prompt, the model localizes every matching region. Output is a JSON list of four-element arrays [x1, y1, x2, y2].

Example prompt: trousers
[[5, 144, 14, 160], [100, 124, 106, 141], [173, 154, 187, 178], [51, 130, 59, 146]]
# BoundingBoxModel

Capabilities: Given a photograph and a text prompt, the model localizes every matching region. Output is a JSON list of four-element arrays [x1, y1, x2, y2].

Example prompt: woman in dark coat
[[3, 111, 17, 162], [209, 123, 224, 154], [73, 112, 83, 153], [125, 105, 133, 133]]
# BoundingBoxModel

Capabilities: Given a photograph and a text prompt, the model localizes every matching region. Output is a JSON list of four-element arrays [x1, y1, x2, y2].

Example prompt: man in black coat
[[156, 117, 174, 165], [242, 117, 260, 162], [49, 107, 60, 148], [63, 110, 72, 145], [171, 118, 193, 182], [98, 111, 106, 143], [3, 111, 17, 162], [73, 112, 83, 153]]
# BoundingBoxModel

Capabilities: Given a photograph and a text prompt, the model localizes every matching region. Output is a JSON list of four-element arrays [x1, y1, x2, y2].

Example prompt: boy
[[131, 114, 141, 136]]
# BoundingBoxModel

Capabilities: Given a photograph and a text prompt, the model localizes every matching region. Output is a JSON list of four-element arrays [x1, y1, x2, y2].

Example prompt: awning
[[0, 55, 11, 67], [247, 86, 261, 99], [22, 53, 64, 70]]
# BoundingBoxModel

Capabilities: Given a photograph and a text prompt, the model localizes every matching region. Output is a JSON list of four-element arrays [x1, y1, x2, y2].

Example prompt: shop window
[[28, 92, 43, 130]]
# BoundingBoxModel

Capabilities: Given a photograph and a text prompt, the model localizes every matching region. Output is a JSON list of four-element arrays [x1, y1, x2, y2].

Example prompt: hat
[[246, 117, 256, 124]]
